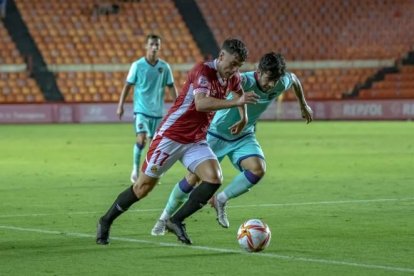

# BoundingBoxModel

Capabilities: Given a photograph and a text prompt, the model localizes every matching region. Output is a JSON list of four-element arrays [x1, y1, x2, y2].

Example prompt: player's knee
[[136, 142, 145, 150], [244, 170, 263, 185], [247, 161, 266, 179], [195, 160, 223, 183], [247, 166, 265, 178], [133, 179, 157, 198], [200, 172, 222, 184], [208, 169, 223, 183], [185, 173, 200, 186], [203, 176, 222, 184], [136, 134, 147, 148]]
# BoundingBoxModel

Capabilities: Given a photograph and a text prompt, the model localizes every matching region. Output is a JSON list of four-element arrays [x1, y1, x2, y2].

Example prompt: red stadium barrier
[[1, 100, 414, 124]]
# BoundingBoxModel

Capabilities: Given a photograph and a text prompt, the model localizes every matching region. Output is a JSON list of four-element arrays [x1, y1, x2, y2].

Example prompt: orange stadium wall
[[1, 100, 414, 123]]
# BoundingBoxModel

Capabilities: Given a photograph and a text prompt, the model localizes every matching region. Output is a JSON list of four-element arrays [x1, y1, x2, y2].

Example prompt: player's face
[[257, 71, 279, 92], [217, 50, 244, 79], [145, 38, 161, 57]]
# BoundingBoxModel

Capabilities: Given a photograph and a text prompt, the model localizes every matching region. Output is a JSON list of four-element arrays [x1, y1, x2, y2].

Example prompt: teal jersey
[[208, 71, 293, 140], [126, 57, 174, 117]]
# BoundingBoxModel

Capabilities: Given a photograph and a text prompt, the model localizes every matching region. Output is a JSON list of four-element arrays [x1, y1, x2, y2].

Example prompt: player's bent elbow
[[194, 102, 210, 112]]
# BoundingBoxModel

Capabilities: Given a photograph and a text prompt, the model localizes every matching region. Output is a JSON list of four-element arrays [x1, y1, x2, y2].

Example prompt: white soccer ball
[[237, 219, 271, 252]]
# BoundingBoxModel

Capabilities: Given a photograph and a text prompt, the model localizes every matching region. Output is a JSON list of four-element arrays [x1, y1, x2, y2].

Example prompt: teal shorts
[[207, 132, 265, 171], [134, 113, 162, 139]]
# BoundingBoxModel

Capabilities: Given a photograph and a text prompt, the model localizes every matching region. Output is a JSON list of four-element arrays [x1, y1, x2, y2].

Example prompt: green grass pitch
[[0, 121, 413, 275]]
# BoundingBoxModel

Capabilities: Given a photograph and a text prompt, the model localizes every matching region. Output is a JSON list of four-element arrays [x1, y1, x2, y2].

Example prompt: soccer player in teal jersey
[[151, 52, 313, 235], [117, 34, 178, 183]]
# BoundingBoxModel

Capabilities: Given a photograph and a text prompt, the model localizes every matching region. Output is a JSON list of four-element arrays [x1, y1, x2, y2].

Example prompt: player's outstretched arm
[[194, 91, 258, 112], [167, 84, 178, 101], [117, 83, 133, 120], [291, 73, 313, 124]]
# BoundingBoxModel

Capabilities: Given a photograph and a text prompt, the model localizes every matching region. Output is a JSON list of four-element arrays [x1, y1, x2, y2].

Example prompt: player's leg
[[97, 135, 181, 245], [211, 137, 265, 227], [97, 173, 158, 245], [166, 142, 222, 244], [131, 133, 147, 182], [174, 159, 222, 219], [148, 117, 162, 184], [131, 114, 150, 183], [221, 156, 265, 200], [220, 136, 265, 200], [153, 136, 227, 235], [151, 173, 198, 235]]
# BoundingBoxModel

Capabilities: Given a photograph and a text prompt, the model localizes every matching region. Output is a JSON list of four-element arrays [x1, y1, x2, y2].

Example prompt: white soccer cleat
[[130, 170, 138, 184], [151, 219, 167, 236], [210, 195, 229, 228]]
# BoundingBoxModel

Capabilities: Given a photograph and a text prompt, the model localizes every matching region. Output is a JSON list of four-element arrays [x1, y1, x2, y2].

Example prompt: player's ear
[[218, 50, 225, 61]]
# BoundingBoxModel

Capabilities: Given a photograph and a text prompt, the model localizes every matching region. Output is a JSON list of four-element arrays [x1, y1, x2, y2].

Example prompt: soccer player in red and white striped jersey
[[96, 38, 259, 245]]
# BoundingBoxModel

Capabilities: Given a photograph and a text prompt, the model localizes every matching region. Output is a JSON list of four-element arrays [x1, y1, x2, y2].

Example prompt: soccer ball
[[237, 219, 271, 252]]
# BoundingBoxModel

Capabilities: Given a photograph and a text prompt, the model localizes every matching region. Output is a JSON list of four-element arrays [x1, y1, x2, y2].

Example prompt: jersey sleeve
[[126, 61, 138, 84], [165, 63, 174, 86], [240, 72, 254, 91], [279, 72, 294, 91], [191, 64, 211, 95]]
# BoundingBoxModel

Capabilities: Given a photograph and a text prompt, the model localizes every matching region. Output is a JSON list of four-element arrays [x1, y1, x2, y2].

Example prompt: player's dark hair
[[258, 52, 286, 81], [221, 38, 248, 62], [146, 34, 161, 42]]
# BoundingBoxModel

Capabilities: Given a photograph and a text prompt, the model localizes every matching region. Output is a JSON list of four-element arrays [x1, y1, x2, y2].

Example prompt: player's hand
[[237, 91, 259, 106], [301, 104, 313, 124], [229, 118, 247, 135], [117, 105, 124, 120]]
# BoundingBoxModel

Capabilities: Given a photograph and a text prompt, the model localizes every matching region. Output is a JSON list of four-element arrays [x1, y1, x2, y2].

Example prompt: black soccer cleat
[[166, 219, 192, 245], [96, 217, 111, 245]]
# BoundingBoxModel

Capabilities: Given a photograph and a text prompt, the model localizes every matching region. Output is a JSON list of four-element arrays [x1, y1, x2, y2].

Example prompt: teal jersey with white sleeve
[[208, 71, 293, 140], [126, 57, 174, 117]]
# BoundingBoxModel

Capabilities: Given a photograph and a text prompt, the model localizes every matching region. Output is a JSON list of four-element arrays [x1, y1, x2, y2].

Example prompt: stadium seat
[[195, 0, 414, 62], [0, 72, 44, 103], [15, 0, 203, 65], [360, 65, 414, 99], [0, 23, 25, 64]]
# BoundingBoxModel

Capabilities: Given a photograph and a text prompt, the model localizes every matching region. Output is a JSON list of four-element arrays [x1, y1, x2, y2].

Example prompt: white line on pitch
[[0, 197, 413, 218], [0, 225, 413, 273], [230, 197, 414, 208]]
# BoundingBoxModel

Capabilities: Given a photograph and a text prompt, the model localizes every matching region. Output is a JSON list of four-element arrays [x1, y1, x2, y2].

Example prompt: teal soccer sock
[[133, 143, 144, 172], [222, 170, 261, 200], [163, 178, 194, 218]]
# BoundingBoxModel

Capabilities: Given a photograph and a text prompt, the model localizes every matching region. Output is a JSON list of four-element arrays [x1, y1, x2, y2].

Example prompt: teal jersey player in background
[[151, 52, 313, 235], [117, 34, 178, 183]]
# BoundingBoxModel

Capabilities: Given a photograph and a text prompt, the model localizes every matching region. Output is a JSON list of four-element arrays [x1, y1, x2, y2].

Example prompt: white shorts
[[142, 135, 218, 178]]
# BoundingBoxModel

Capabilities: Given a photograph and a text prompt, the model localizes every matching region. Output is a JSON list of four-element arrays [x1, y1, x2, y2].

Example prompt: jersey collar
[[145, 58, 159, 67]]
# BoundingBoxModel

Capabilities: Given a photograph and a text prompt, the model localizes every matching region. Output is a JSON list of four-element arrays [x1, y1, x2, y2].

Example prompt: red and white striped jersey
[[156, 59, 242, 143]]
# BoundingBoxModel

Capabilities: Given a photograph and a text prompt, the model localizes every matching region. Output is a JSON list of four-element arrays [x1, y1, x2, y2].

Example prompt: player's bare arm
[[168, 84, 178, 101], [117, 83, 133, 120], [291, 73, 313, 123], [194, 91, 258, 112], [228, 89, 249, 135]]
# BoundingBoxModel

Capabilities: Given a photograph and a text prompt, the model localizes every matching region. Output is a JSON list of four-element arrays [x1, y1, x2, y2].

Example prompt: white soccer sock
[[159, 210, 171, 221], [216, 191, 228, 204]]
